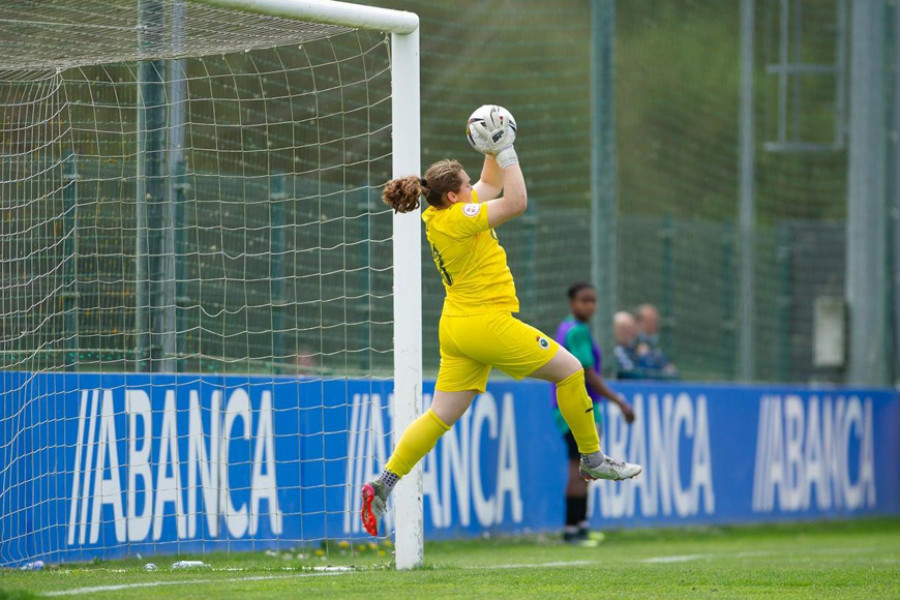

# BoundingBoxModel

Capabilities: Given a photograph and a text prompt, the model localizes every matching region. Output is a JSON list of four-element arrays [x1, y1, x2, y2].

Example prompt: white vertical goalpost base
[[203, 0, 424, 570]]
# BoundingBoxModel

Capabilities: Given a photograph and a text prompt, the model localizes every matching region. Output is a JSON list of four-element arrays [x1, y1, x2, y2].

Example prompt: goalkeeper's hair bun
[[382, 175, 423, 213], [382, 159, 465, 213]]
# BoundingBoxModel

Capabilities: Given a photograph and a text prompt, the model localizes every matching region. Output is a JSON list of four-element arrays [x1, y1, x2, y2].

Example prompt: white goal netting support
[[0, 0, 423, 569]]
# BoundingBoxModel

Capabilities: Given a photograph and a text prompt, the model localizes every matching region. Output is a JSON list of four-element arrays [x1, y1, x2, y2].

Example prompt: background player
[[361, 107, 641, 537], [553, 282, 636, 544]]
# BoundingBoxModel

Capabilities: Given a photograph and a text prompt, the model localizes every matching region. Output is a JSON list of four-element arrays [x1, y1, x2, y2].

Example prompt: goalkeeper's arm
[[474, 154, 502, 201], [485, 162, 527, 228]]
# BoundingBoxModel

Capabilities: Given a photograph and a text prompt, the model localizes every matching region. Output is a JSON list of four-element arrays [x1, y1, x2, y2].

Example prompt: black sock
[[565, 495, 587, 527]]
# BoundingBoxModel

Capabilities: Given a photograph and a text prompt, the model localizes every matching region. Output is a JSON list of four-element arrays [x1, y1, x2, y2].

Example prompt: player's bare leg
[[431, 389, 478, 424], [532, 349, 641, 481], [361, 390, 477, 536]]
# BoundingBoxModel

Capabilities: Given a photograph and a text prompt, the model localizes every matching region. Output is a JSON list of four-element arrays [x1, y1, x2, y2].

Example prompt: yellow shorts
[[435, 310, 560, 393]]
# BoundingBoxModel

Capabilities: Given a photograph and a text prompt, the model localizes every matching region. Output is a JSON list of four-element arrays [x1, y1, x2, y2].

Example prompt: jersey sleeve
[[440, 192, 491, 239], [565, 324, 595, 369]]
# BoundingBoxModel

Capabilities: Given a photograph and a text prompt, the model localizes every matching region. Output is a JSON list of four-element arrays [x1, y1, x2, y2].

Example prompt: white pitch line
[[641, 550, 773, 564], [40, 571, 356, 597], [39, 551, 784, 597], [641, 554, 710, 564], [41, 561, 602, 597], [473, 560, 598, 570]]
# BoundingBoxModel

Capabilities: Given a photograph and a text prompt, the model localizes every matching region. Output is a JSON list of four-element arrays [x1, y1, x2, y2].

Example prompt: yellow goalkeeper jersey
[[421, 189, 519, 316]]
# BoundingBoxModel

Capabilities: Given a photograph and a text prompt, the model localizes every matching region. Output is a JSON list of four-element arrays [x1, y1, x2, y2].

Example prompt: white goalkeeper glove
[[466, 105, 519, 168]]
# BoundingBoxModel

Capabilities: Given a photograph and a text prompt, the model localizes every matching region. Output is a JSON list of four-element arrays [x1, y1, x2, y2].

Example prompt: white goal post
[[200, 0, 423, 569]]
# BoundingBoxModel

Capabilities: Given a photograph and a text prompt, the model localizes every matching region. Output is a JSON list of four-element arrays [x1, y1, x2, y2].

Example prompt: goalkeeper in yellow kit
[[361, 106, 641, 537]]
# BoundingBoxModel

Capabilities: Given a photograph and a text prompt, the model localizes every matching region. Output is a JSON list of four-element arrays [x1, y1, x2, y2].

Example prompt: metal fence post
[[270, 171, 288, 370], [739, 0, 757, 382], [590, 0, 617, 352], [62, 152, 80, 371], [661, 213, 675, 361], [845, 0, 888, 385], [776, 223, 792, 381]]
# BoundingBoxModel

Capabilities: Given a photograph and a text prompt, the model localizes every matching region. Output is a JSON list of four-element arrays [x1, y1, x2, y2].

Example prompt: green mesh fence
[[1, 3, 394, 376], [370, 0, 859, 382], [2, 0, 897, 383]]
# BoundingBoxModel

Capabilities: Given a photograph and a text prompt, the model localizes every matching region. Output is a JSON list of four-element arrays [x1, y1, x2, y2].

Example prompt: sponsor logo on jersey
[[462, 203, 480, 217]]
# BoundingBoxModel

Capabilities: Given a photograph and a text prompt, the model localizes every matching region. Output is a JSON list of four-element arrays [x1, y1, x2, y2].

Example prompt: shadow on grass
[[0, 590, 39, 600]]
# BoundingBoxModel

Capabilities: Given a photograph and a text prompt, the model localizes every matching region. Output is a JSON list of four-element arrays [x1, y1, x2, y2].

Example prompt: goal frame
[[199, 0, 423, 570]]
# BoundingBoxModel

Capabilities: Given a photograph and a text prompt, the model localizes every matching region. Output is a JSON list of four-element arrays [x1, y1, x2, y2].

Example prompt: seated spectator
[[613, 311, 643, 379], [635, 304, 679, 379]]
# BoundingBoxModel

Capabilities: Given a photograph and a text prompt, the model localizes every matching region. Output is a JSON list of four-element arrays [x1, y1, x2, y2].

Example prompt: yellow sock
[[556, 370, 601, 454], [384, 408, 451, 477]]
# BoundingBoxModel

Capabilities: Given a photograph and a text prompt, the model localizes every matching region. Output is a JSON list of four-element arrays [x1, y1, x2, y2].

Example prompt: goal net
[[0, 0, 421, 567]]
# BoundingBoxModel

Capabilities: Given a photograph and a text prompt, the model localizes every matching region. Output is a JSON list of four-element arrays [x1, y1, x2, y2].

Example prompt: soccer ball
[[466, 105, 517, 153]]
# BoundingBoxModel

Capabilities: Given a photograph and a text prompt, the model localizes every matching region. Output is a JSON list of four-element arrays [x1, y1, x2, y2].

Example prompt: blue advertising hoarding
[[1, 372, 898, 566]]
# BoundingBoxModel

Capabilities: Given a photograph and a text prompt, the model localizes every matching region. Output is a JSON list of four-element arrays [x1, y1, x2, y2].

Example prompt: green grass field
[[2, 519, 899, 599]]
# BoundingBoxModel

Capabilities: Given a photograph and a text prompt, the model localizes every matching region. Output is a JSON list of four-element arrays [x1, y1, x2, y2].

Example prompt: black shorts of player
[[563, 423, 603, 461], [563, 430, 580, 460]]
